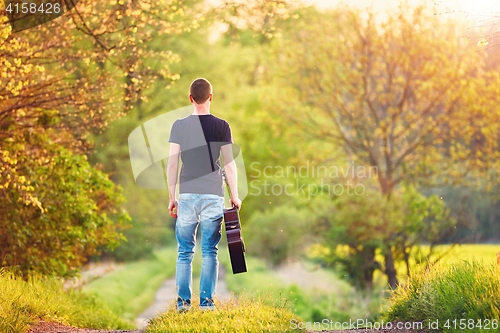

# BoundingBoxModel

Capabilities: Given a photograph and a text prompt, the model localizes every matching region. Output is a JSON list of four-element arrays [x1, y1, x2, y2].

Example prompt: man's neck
[[192, 105, 210, 115]]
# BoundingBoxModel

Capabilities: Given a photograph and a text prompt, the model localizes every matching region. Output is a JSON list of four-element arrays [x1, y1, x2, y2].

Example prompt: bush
[[101, 218, 155, 262], [245, 205, 312, 266], [0, 134, 130, 277], [385, 260, 500, 332]]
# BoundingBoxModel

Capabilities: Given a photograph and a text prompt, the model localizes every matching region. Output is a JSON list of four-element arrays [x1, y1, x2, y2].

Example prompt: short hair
[[189, 78, 212, 104]]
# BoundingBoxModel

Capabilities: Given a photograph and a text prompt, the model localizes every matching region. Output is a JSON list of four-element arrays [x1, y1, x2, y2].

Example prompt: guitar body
[[223, 207, 247, 274]]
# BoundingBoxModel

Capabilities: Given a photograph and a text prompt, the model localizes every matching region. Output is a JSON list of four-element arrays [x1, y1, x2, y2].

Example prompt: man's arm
[[221, 144, 242, 210], [167, 142, 181, 217]]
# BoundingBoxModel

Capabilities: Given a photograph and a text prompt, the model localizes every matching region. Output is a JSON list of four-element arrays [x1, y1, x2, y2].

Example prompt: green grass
[[83, 247, 177, 322], [146, 296, 305, 333], [385, 260, 500, 333], [0, 269, 129, 333], [218, 249, 382, 323]]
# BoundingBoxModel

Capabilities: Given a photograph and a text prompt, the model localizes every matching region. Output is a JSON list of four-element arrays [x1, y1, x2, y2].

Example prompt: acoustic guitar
[[221, 169, 247, 274]]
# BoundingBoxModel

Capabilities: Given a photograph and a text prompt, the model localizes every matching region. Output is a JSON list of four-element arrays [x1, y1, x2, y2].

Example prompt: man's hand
[[169, 199, 178, 218], [230, 197, 242, 210]]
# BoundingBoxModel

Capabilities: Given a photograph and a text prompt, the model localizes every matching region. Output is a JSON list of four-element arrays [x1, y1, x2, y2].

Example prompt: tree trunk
[[361, 245, 377, 292], [384, 247, 399, 289], [404, 249, 411, 278]]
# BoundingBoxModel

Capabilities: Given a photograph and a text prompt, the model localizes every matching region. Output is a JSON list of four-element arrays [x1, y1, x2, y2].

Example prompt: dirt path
[[135, 265, 232, 328], [27, 321, 144, 333]]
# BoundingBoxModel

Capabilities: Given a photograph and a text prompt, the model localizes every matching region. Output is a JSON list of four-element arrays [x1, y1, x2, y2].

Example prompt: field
[[393, 244, 500, 281], [425, 244, 500, 265]]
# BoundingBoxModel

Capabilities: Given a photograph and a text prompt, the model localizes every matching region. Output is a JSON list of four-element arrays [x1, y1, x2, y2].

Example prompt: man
[[167, 78, 241, 311]]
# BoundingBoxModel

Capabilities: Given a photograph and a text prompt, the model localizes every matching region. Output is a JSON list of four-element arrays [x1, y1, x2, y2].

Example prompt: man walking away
[[167, 78, 241, 311]]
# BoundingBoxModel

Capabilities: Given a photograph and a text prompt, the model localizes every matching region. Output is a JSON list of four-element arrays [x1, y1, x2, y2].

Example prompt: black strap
[[206, 142, 215, 172]]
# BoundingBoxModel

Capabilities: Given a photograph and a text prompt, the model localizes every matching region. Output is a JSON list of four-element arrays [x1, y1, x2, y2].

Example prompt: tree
[[0, 0, 190, 274], [0, 130, 130, 276], [265, 4, 500, 288], [313, 184, 454, 291]]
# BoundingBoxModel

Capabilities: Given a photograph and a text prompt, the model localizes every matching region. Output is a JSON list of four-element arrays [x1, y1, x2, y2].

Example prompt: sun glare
[[455, 0, 499, 14], [305, 0, 500, 15]]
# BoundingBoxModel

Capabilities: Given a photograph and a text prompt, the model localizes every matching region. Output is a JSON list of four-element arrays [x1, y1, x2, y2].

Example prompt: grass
[[83, 247, 177, 322], [218, 249, 383, 323], [385, 260, 500, 333], [3, 243, 497, 333], [0, 269, 129, 333], [146, 296, 305, 333]]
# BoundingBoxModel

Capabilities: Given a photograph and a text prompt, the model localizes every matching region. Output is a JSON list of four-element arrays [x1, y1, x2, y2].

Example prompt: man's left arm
[[167, 142, 180, 217]]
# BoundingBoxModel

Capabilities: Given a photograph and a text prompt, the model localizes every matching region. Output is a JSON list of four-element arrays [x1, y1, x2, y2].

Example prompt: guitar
[[221, 169, 247, 274]]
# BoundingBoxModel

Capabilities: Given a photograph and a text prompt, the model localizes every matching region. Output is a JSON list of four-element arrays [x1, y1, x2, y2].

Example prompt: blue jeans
[[175, 193, 224, 309]]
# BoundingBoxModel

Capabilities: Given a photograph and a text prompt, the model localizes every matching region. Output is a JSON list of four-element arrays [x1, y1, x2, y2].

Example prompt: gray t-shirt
[[169, 114, 232, 196]]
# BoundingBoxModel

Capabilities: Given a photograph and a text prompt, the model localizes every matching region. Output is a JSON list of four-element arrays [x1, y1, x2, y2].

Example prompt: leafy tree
[[264, 4, 500, 288], [0, 0, 191, 273], [0, 130, 129, 276], [314, 184, 454, 291]]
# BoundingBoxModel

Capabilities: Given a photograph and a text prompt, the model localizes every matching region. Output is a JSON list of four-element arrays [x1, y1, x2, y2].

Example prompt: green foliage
[[385, 260, 500, 333], [83, 247, 176, 322], [312, 189, 384, 291], [314, 185, 455, 290], [146, 296, 305, 333], [245, 205, 312, 266], [0, 132, 129, 277], [424, 186, 500, 243], [104, 218, 155, 262], [0, 269, 129, 333], [261, 1, 500, 288]]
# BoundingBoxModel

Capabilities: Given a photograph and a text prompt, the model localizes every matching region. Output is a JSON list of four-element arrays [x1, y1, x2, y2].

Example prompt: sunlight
[[456, 0, 499, 14], [304, 0, 500, 15]]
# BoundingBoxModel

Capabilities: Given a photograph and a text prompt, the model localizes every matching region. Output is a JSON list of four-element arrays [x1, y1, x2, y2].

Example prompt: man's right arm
[[167, 142, 180, 217], [221, 144, 241, 210]]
